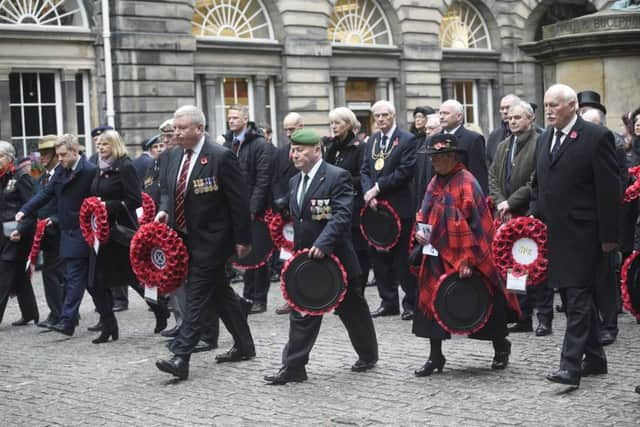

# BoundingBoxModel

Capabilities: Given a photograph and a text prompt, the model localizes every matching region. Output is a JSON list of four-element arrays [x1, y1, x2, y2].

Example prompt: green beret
[[290, 128, 320, 145]]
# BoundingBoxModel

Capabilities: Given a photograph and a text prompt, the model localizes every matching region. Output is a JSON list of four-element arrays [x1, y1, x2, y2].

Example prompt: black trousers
[[171, 263, 253, 356], [282, 280, 378, 371], [110, 286, 129, 307], [559, 286, 605, 373], [0, 259, 38, 325], [593, 251, 618, 334], [242, 264, 270, 304], [40, 244, 65, 322], [371, 218, 417, 311], [517, 281, 554, 323]]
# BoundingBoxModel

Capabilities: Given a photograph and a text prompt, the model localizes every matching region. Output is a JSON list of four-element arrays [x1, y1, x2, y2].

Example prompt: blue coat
[[20, 155, 97, 259]]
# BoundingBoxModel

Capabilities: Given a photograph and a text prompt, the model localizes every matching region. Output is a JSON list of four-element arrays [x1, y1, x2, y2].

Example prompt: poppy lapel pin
[[393, 137, 399, 147], [569, 131, 578, 140], [200, 157, 208, 165]]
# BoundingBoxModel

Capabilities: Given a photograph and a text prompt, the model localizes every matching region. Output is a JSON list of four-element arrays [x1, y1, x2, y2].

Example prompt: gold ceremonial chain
[[372, 135, 396, 171]]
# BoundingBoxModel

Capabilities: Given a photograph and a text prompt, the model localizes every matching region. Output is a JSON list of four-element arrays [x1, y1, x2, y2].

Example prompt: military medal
[[374, 158, 384, 171]]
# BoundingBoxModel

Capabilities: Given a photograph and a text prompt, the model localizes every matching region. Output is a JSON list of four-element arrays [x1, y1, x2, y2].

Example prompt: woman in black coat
[[90, 131, 169, 343], [324, 107, 370, 292], [0, 141, 39, 327]]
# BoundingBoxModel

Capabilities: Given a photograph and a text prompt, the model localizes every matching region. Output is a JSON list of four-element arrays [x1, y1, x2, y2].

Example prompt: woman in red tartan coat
[[412, 133, 520, 377]]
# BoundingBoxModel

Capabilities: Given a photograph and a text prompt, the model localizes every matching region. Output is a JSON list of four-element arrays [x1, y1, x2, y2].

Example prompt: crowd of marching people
[[2, 82, 640, 392]]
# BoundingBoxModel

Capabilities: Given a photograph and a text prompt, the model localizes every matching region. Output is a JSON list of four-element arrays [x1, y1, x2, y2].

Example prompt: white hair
[[329, 107, 359, 131], [174, 105, 206, 128], [283, 112, 304, 127], [371, 100, 396, 116], [441, 99, 464, 115], [0, 140, 15, 162], [546, 84, 578, 105], [509, 101, 534, 118]]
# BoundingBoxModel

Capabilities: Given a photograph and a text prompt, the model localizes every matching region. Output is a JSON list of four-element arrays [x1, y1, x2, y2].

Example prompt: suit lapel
[[551, 118, 582, 166], [187, 142, 210, 191], [167, 148, 182, 198], [292, 172, 302, 217], [301, 161, 326, 210]]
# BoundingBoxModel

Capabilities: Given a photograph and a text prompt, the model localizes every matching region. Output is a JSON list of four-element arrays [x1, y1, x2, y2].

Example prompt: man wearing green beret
[[264, 128, 378, 385]]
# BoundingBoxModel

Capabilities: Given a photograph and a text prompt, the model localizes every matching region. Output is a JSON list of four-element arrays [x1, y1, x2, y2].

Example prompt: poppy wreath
[[230, 214, 275, 270], [624, 166, 640, 203], [139, 192, 157, 225], [129, 222, 188, 295], [268, 211, 295, 253], [28, 219, 48, 266], [359, 199, 401, 251], [280, 248, 348, 316], [492, 216, 548, 286], [620, 251, 640, 321], [79, 196, 110, 246]]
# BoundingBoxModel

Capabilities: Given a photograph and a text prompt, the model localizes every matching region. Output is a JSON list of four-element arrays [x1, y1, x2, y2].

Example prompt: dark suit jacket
[[20, 155, 96, 259], [453, 126, 489, 194], [531, 116, 620, 288], [159, 138, 251, 266], [486, 122, 510, 167], [360, 127, 416, 219], [223, 130, 274, 216], [133, 152, 154, 186], [271, 142, 297, 205], [289, 161, 360, 281], [413, 134, 434, 211], [1, 170, 36, 262]]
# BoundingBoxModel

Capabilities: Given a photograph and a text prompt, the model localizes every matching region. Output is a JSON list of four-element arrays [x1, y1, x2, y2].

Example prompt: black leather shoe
[[12, 316, 38, 326], [370, 306, 400, 318], [156, 356, 189, 380], [160, 326, 179, 338], [508, 320, 532, 333], [401, 309, 414, 321], [37, 319, 55, 329], [491, 340, 511, 370], [87, 321, 103, 332], [351, 359, 377, 372], [112, 303, 128, 312], [215, 346, 255, 363], [414, 357, 446, 377], [546, 369, 580, 386], [599, 331, 616, 346], [49, 322, 74, 337], [249, 303, 267, 314], [581, 361, 608, 377], [535, 322, 552, 337], [193, 341, 218, 353], [264, 367, 307, 385]]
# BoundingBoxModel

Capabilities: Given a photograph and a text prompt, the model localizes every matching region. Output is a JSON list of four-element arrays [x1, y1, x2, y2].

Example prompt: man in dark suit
[[439, 99, 489, 194], [264, 129, 378, 385], [155, 105, 255, 381], [17, 134, 97, 336], [486, 94, 520, 167], [531, 84, 620, 387], [361, 100, 417, 320], [271, 112, 304, 315], [413, 113, 441, 209], [223, 105, 274, 315]]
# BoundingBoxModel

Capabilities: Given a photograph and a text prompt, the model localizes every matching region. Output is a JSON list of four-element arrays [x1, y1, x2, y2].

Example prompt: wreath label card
[[280, 248, 293, 261], [144, 284, 158, 303], [506, 268, 527, 294]]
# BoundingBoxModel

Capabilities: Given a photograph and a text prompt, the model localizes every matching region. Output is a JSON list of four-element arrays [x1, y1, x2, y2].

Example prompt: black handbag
[[109, 201, 139, 247]]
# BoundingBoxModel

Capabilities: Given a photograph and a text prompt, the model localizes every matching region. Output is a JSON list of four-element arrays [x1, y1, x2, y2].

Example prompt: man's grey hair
[[581, 107, 606, 126], [441, 99, 464, 115], [501, 94, 521, 104], [54, 134, 80, 152], [509, 101, 535, 118], [371, 100, 396, 116], [547, 83, 578, 105], [174, 105, 206, 128], [283, 112, 304, 127], [0, 140, 16, 162]]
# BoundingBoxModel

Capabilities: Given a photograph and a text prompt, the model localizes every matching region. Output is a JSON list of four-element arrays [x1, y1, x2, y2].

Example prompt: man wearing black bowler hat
[[264, 128, 378, 385]]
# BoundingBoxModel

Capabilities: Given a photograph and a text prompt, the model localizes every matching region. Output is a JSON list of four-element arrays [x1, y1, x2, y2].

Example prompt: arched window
[[0, 0, 88, 30], [439, 1, 491, 49], [328, 0, 393, 46], [192, 0, 275, 41]]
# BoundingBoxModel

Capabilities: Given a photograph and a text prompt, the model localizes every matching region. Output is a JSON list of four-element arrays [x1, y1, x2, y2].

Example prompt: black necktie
[[381, 135, 388, 151], [550, 130, 563, 162], [232, 138, 240, 155], [298, 174, 310, 206]]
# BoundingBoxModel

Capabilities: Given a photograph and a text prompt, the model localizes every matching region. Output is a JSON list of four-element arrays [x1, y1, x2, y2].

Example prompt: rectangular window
[[452, 80, 478, 125], [75, 72, 91, 148], [9, 72, 61, 157]]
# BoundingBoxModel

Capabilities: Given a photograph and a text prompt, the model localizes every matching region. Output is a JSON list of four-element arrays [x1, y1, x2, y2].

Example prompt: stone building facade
[[0, 0, 621, 157]]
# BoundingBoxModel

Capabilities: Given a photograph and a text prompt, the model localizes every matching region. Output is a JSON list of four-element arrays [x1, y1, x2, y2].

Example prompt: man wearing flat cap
[[264, 128, 378, 385]]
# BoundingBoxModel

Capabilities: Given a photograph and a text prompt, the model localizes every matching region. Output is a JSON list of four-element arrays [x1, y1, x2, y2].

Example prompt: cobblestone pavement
[[1, 273, 640, 426]]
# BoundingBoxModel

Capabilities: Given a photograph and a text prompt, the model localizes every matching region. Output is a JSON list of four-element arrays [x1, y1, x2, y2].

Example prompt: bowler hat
[[413, 106, 436, 117], [577, 90, 607, 115], [426, 133, 465, 155]]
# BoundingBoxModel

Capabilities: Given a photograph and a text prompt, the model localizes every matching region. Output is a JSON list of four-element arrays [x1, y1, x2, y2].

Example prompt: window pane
[[26, 138, 39, 156], [42, 106, 57, 134], [12, 141, 25, 159], [77, 106, 85, 134], [22, 73, 38, 103], [40, 73, 56, 103], [11, 106, 23, 137], [75, 73, 83, 103], [24, 106, 41, 136], [9, 73, 20, 103]]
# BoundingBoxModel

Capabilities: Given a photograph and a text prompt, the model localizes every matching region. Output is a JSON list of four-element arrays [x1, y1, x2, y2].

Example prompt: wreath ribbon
[[621, 251, 640, 320]]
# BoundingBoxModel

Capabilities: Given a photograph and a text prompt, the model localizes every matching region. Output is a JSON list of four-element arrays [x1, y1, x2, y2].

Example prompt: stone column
[[477, 79, 490, 132], [0, 68, 11, 141], [203, 76, 220, 137], [334, 76, 347, 108], [442, 79, 454, 100], [61, 69, 78, 136], [376, 78, 389, 101], [253, 75, 267, 127]]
